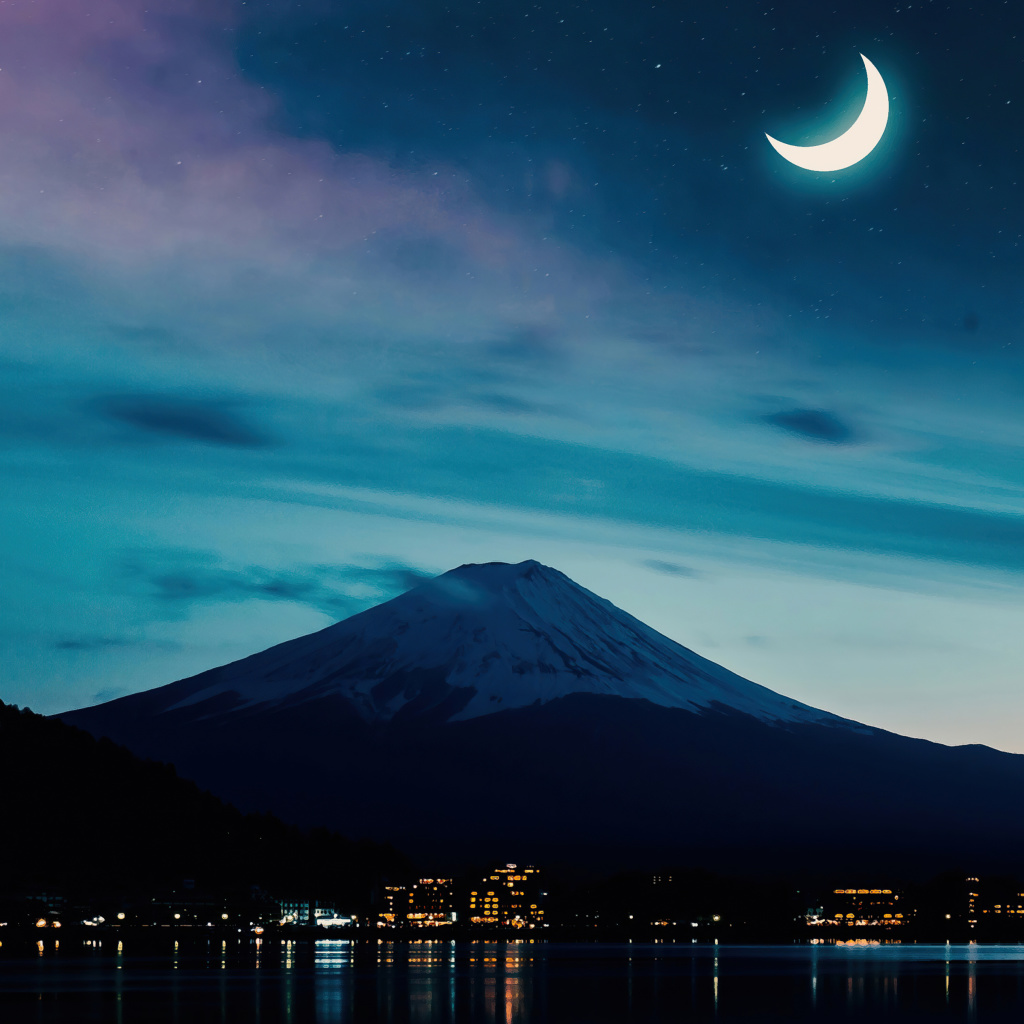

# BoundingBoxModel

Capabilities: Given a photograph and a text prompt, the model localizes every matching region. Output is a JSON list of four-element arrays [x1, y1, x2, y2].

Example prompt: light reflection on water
[[357, 941, 530, 1024], [7, 939, 1024, 1022]]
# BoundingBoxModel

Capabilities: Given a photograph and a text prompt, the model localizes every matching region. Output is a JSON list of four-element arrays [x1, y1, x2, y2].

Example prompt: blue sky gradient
[[3, 0, 1024, 749]]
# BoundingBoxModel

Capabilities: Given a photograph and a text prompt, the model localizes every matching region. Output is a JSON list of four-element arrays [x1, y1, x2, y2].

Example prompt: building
[[316, 914, 355, 928], [966, 877, 979, 930], [969, 876, 1024, 927], [380, 879, 456, 927], [278, 900, 340, 926], [468, 864, 544, 928], [807, 887, 909, 928]]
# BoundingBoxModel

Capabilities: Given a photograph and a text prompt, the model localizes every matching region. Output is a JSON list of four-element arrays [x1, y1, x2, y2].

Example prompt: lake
[[4, 937, 1024, 1022]]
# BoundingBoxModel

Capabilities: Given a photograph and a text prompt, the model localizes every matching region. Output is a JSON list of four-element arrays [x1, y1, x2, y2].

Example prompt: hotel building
[[468, 864, 544, 928], [381, 879, 456, 926], [808, 887, 909, 928]]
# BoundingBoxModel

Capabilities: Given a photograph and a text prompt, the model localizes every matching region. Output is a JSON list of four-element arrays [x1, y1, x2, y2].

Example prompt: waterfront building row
[[380, 864, 544, 929]]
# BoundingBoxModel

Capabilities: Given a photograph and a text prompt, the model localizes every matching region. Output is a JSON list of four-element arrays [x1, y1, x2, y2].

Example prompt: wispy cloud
[[55, 637, 134, 651], [122, 550, 431, 619]]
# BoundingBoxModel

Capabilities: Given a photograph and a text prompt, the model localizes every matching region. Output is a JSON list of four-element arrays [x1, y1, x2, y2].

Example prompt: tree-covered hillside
[[0, 701, 410, 906]]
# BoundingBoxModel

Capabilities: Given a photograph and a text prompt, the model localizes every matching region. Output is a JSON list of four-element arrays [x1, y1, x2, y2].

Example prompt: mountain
[[78, 559, 849, 728], [0, 700, 409, 903], [60, 560, 1024, 876]]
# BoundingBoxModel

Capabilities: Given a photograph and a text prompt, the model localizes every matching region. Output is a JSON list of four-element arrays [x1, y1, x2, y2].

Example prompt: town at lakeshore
[[6, 703, 1024, 947], [6, 867, 1024, 945]]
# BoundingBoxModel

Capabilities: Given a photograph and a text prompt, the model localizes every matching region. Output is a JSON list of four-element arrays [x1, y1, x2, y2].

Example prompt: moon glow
[[766, 54, 889, 172]]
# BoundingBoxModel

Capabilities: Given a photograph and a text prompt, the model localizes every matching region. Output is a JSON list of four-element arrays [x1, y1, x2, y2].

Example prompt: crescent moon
[[766, 54, 889, 172]]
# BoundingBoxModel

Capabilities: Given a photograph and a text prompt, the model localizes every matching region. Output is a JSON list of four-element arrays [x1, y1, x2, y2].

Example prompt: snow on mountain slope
[[119, 559, 852, 729]]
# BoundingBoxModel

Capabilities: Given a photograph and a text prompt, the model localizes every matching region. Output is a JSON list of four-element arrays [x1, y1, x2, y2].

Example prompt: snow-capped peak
[[153, 560, 848, 728]]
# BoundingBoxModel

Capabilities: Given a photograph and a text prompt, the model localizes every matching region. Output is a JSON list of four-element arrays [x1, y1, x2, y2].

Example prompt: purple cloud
[[0, 0, 604, 330]]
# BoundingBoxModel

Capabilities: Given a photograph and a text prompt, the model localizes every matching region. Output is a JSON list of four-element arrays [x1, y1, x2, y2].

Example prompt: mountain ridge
[[68, 559, 858, 731], [58, 559, 1024, 875]]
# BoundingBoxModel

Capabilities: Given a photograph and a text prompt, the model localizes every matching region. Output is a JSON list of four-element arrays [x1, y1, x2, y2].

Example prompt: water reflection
[[967, 946, 977, 1020], [469, 943, 532, 1024], [712, 946, 718, 1014], [315, 939, 353, 1023], [6, 940, 1024, 1023], [408, 941, 454, 1024], [280, 941, 292, 1022], [809, 945, 818, 1009]]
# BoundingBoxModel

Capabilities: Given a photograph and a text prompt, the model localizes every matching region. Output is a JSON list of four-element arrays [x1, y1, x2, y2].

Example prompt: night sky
[[4, 0, 1024, 750]]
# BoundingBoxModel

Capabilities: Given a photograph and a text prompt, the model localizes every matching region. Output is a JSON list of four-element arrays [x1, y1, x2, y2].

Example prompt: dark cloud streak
[[55, 637, 133, 651], [96, 394, 272, 448], [643, 559, 700, 578], [764, 409, 856, 444]]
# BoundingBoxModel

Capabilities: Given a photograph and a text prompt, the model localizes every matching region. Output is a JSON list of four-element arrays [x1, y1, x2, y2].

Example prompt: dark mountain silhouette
[[59, 560, 1024, 876], [1, 700, 409, 903]]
